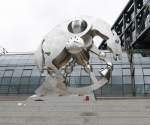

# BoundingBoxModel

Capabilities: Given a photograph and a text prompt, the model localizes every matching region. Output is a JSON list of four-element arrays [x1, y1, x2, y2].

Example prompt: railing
[[0, 47, 8, 56], [112, 0, 150, 50]]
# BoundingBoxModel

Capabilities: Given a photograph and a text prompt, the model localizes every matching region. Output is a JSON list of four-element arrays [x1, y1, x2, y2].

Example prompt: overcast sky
[[0, 0, 128, 52]]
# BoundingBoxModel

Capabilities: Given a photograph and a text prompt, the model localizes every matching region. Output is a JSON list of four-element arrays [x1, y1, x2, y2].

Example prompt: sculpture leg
[[34, 67, 68, 98], [84, 63, 108, 89], [89, 44, 113, 83]]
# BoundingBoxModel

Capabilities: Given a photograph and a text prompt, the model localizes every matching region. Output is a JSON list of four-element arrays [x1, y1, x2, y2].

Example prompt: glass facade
[[0, 51, 150, 97], [0, 53, 45, 95], [68, 50, 150, 97]]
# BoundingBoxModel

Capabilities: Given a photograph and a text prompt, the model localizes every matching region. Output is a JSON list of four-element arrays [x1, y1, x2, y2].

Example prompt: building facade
[[0, 51, 150, 98]]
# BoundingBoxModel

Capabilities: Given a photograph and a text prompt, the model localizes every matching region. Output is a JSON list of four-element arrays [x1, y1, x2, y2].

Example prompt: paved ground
[[0, 95, 150, 125]]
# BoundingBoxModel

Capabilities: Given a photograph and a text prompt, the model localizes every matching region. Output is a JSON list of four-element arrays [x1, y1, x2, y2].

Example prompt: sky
[[0, 0, 128, 52]]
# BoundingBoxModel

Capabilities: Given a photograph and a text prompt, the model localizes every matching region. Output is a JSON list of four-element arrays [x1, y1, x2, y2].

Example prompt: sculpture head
[[71, 20, 82, 33], [68, 19, 88, 34]]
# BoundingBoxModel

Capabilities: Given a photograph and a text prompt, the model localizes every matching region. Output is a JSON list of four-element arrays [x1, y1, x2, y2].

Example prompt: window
[[71, 69, 80, 76], [111, 84, 123, 96], [81, 69, 89, 76], [135, 76, 144, 84], [0, 70, 13, 94], [93, 68, 100, 77], [30, 70, 41, 84], [123, 69, 130, 75], [144, 76, 150, 84], [123, 84, 133, 96], [18, 69, 32, 94], [135, 84, 144, 96], [122, 57, 129, 64], [22, 69, 32, 77], [101, 84, 111, 96], [123, 76, 132, 84], [0, 70, 4, 77], [143, 69, 150, 75], [133, 57, 141, 64], [144, 85, 150, 95], [1, 70, 13, 85], [112, 69, 122, 76], [141, 57, 150, 64], [112, 76, 122, 84], [81, 77, 91, 85], [13, 69, 23, 77], [69, 76, 80, 86], [135, 69, 143, 75]]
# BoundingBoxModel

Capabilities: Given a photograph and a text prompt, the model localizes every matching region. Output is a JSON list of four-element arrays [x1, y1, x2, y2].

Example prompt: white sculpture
[[33, 16, 122, 98]]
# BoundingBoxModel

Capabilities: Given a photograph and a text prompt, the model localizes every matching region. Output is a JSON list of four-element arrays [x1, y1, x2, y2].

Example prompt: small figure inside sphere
[[70, 20, 87, 33]]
